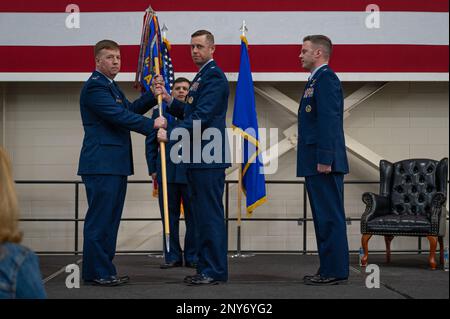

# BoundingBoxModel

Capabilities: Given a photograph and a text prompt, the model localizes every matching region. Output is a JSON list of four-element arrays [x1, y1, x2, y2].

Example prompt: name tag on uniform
[[116, 98, 123, 104]]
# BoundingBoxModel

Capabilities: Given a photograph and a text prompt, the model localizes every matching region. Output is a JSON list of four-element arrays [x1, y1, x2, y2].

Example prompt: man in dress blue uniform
[[297, 35, 350, 285], [146, 77, 198, 269], [155, 30, 230, 285], [78, 40, 167, 286]]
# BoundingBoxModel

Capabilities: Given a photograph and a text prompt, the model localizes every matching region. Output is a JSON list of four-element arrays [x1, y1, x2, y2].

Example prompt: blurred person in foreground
[[0, 147, 47, 299]]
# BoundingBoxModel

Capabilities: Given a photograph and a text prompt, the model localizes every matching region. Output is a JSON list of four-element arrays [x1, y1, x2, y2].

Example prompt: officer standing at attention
[[146, 77, 198, 269], [155, 30, 230, 285], [78, 39, 167, 286], [297, 35, 350, 285]]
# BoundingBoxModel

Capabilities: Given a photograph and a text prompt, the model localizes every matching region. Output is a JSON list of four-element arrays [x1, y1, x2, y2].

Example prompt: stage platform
[[40, 254, 449, 299]]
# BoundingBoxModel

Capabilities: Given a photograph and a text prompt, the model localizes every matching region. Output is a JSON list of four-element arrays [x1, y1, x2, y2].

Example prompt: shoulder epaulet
[[316, 67, 331, 80], [87, 75, 109, 88], [319, 67, 329, 75]]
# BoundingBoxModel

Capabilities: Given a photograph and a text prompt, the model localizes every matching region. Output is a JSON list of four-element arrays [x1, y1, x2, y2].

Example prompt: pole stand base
[[229, 251, 255, 258]]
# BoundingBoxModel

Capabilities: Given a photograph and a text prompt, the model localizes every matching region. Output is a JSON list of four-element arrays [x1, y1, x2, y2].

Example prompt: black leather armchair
[[360, 158, 448, 269]]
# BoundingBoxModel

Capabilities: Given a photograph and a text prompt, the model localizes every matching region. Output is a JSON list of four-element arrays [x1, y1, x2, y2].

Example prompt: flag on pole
[[136, 11, 174, 120], [136, 8, 172, 251], [136, 9, 183, 216], [232, 35, 267, 215]]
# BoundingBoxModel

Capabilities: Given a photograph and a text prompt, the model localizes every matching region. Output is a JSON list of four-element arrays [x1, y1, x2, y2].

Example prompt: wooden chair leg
[[438, 236, 444, 265], [384, 235, 395, 264], [361, 234, 372, 266], [427, 236, 438, 270]]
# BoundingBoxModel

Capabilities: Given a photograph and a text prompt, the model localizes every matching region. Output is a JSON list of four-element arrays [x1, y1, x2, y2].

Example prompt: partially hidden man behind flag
[[232, 35, 267, 215]]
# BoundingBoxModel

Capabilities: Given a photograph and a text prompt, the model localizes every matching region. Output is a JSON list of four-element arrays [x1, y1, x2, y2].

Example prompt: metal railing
[[15, 180, 449, 255]]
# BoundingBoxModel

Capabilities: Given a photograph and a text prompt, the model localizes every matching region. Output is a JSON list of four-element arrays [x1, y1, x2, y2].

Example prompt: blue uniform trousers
[[305, 173, 349, 279], [158, 182, 198, 265], [187, 168, 228, 281], [81, 175, 127, 280]]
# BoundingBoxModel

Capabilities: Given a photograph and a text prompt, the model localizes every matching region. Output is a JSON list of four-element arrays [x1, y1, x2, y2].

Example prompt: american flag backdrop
[[161, 39, 175, 91], [0, 0, 448, 81]]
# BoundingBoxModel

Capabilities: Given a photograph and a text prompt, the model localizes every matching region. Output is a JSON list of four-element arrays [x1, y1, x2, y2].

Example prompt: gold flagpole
[[137, 6, 170, 255], [154, 57, 170, 253]]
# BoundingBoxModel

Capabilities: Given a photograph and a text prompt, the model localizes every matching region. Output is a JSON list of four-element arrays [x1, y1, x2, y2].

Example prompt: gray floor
[[40, 254, 449, 299]]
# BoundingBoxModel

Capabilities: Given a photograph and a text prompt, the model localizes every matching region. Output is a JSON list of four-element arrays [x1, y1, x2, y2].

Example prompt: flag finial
[[240, 20, 248, 37], [162, 23, 168, 39]]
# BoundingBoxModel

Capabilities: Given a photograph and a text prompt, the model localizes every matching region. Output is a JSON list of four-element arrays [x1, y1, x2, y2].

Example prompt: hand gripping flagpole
[[230, 20, 254, 259]]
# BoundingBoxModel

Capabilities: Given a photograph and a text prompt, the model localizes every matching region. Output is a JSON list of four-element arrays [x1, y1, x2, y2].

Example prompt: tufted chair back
[[379, 158, 448, 218]]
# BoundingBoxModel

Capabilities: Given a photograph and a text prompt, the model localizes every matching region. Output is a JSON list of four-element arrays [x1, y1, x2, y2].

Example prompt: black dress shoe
[[183, 273, 198, 283], [111, 275, 130, 285], [304, 276, 348, 286], [86, 277, 121, 287], [302, 269, 321, 282], [187, 274, 222, 286], [160, 261, 183, 269]]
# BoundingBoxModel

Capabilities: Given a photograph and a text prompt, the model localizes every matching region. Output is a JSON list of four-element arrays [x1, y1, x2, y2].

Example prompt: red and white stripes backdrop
[[0, 0, 448, 81]]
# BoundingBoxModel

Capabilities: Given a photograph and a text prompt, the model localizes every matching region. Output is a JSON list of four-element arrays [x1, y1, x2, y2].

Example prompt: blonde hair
[[94, 39, 120, 57], [0, 147, 22, 243]]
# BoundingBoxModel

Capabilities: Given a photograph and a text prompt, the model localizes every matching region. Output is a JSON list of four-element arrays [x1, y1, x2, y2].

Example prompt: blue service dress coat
[[78, 71, 156, 176], [297, 66, 349, 177], [167, 60, 231, 170]]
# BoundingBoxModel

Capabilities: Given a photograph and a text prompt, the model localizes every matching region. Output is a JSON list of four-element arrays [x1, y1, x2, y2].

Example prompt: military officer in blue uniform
[[146, 77, 198, 269], [297, 35, 350, 285], [155, 30, 230, 285], [78, 40, 167, 286]]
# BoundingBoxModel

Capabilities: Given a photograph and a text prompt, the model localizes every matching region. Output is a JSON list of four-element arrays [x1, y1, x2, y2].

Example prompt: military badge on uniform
[[305, 105, 312, 113], [303, 87, 315, 98], [187, 96, 194, 104], [190, 82, 200, 92], [116, 98, 123, 104]]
